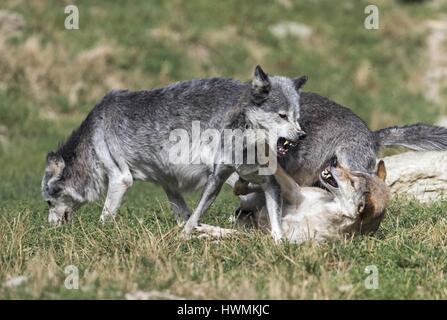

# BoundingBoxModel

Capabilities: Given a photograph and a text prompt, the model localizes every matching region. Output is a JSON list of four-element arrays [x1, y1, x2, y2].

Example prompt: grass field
[[1, 0, 447, 299]]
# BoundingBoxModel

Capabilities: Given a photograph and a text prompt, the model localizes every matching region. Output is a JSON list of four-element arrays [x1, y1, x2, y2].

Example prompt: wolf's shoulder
[[300, 92, 349, 112], [300, 91, 364, 121]]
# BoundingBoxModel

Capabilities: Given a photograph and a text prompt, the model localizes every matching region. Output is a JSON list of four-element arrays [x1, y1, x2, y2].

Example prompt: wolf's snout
[[48, 208, 72, 226], [290, 129, 306, 143], [48, 213, 62, 226], [297, 130, 306, 140]]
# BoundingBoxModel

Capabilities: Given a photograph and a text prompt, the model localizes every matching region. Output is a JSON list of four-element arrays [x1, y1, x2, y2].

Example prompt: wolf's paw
[[194, 224, 237, 240], [99, 213, 115, 224], [179, 223, 195, 240], [271, 231, 283, 244], [99, 215, 106, 224]]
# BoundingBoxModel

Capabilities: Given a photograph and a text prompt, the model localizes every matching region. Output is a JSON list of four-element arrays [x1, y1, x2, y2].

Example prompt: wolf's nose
[[297, 131, 306, 140]]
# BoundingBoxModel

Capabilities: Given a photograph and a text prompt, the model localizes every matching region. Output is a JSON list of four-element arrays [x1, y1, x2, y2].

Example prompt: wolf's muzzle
[[297, 130, 306, 141]]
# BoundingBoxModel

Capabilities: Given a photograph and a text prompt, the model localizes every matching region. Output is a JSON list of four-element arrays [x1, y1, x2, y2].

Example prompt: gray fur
[[375, 124, 447, 151], [284, 92, 378, 186], [284, 92, 447, 186], [235, 91, 447, 231], [42, 66, 307, 236]]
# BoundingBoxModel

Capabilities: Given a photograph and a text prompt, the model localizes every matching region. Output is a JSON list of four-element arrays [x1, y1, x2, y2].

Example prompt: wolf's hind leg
[[183, 165, 233, 235], [164, 189, 190, 221], [100, 172, 133, 223]]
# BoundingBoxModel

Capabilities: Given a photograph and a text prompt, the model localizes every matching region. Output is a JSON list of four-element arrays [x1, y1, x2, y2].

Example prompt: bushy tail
[[374, 123, 447, 151]]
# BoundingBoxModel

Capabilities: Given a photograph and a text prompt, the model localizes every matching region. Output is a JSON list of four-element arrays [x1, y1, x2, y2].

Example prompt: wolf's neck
[[58, 127, 105, 203], [222, 86, 251, 130]]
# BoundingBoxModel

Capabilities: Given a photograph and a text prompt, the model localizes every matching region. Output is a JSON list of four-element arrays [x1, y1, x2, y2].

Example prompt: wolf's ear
[[251, 65, 271, 104], [376, 160, 386, 181], [46, 151, 65, 179], [293, 75, 308, 90]]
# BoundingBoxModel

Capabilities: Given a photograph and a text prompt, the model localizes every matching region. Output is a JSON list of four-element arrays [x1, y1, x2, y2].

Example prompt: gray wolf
[[41, 66, 307, 242], [181, 66, 307, 241], [285, 91, 447, 187], [282, 92, 447, 186], [233, 90, 447, 235], [203, 158, 389, 243]]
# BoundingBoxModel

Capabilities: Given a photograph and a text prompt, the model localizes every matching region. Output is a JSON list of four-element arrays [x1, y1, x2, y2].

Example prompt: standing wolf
[[42, 66, 307, 240], [285, 92, 447, 186]]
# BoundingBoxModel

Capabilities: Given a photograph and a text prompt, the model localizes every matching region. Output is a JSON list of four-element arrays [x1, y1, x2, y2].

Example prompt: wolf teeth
[[284, 140, 289, 146], [322, 169, 331, 178]]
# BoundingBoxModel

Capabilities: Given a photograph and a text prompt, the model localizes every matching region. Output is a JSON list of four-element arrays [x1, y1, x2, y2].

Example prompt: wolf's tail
[[374, 123, 447, 151]]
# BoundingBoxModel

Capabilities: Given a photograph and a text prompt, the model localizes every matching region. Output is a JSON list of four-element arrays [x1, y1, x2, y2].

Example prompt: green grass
[[1, 0, 447, 299], [2, 192, 447, 299]]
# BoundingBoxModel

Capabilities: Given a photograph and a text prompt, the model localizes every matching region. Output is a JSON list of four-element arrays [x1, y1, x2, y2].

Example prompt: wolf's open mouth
[[277, 137, 296, 157], [321, 168, 339, 188]]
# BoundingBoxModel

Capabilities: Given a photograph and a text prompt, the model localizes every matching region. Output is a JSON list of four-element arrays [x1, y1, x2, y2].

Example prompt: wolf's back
[[374, 124, 447, 151]]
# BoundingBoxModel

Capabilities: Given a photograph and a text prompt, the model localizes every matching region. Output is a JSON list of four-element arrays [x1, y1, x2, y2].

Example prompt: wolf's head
[[41, 152, 78, 226], [245, 65, 307, 157], [319, 157, 390, 234]]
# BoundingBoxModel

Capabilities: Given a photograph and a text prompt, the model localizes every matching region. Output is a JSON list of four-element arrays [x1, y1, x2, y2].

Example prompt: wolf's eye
[[279, 113, 287, 119], [330, 157, 338, 167], [47, 201, 52, 206]]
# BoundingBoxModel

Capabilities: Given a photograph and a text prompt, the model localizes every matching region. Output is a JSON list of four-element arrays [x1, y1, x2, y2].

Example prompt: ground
[[1, 0, 447, 299]]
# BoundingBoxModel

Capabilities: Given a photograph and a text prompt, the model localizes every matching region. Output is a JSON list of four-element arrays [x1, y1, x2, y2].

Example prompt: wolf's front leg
[[100, 173, 133, 223], [262, 177, 283, 242], [182, 165, 233, 235], [164, 188, 191, 221]]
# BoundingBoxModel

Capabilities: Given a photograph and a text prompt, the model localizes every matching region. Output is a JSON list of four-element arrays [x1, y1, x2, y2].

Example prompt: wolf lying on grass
[[197, 158, 389, 243], [42, 66, 307, 241]]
